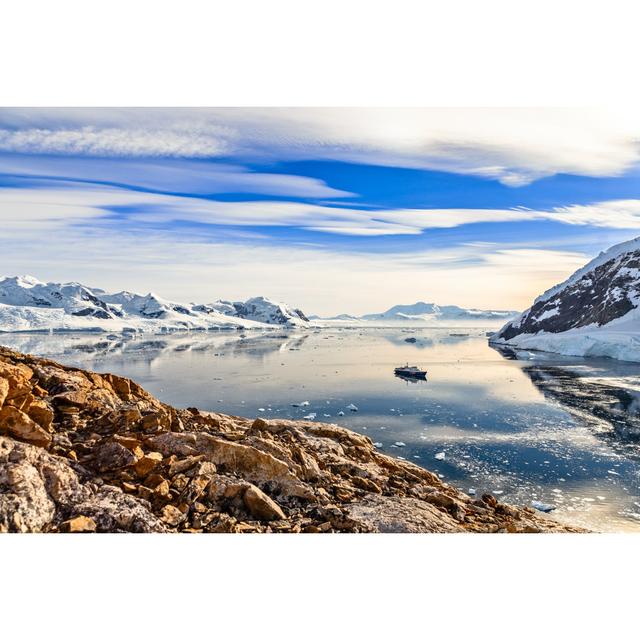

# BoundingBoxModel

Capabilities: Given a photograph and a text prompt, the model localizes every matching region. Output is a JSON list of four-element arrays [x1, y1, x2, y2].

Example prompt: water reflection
[[493, 345, 640, 447], [3, 328, 640, 531]]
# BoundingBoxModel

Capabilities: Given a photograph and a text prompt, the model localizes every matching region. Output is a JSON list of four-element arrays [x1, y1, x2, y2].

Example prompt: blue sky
[[1, 107, 639, 315]]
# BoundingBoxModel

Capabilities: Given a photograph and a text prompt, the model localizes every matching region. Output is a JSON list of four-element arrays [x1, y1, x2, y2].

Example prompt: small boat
[[394, 364, 427, 379]]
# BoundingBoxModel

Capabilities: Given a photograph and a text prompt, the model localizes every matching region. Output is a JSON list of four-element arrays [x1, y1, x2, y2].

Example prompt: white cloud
[[0, 181, 598, 314], [0, 216, 589, 315], [4, 185, 640, 237], [1, 107, 639, 185], [539, 200, 640, 228], [0, 155, 352, 198], [0, 124, 231, 157]]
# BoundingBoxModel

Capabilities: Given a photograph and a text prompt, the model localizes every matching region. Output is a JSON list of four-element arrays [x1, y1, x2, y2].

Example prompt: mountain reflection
[[492, 345, 640, 442], [0, 330, 306, 366]]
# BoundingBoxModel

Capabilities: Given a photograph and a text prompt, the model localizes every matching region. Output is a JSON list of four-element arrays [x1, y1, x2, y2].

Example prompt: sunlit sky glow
[[1, 107, 640, 315]]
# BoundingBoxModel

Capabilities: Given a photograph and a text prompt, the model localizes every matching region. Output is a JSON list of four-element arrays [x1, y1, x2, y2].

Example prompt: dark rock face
[[71, 308, 113, 320], [496, 249, 640, 341]]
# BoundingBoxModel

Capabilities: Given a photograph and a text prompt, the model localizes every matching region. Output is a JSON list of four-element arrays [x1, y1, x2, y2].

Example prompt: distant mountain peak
[[360, 301, 517, 322]]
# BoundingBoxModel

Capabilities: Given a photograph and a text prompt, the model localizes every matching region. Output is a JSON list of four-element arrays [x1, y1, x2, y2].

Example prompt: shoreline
[[0, 346, 584, 533]]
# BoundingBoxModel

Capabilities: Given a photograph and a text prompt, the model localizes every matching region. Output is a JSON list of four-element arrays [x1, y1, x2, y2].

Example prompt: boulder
[[243, 484, 287, 521], [60, 515, 97, 533], [0, 405, 52, 448], [134, 451, 163, 478], [94, 441, 139, 472]]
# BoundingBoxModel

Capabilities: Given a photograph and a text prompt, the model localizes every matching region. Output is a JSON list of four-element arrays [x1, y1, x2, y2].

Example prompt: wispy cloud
[[1, 107, 639, 185], [0, 215, 589, 315], [0, 155, 353, 198], [5, 183, 640, 240]]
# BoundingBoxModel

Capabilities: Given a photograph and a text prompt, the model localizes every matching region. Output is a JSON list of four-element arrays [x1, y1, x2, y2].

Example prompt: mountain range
[[0, 275, 518, 334], [313, 302, 517, 324], [0, 275, 308, 333]]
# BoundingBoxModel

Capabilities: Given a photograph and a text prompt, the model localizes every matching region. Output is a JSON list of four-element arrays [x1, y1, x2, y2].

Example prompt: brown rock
[[167, 454, 204, 477], [134, 451, 163, 477], [94, 441, 138, 472], [0, 405, 52, 448], [52, 389, 87, 408], [482, 493, 498, 508], [104, 374, 131, 398], [161, 504, 186, 526], [112, 435, 143, 450], [243, 484, 287, 521], [60, 515, 97, 533], [145, 473, 166, 489], [121, 407, 142, 427], [27, 399, 54, 431], [0, 378, 9, 407], [153, 479, 171, 498]]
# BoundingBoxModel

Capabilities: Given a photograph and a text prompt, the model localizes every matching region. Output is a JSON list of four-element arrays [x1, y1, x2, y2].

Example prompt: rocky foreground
[[0, 346, 581, 533]]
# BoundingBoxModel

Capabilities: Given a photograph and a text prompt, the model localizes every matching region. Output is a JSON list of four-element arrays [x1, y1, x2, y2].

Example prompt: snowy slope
[[195, 296, 309, 326], [0, 275, 309, 333], [491, 237, 640, 361]]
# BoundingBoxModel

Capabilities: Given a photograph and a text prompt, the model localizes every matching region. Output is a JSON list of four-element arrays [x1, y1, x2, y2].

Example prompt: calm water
[[4, 327, 640, 532]]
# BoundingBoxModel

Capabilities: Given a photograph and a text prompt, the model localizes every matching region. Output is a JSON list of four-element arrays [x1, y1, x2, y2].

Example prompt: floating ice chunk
[[337, 411, 345, 416], [323, 413, 331, 417], [292, 401, 310, 407], [346, 403, 358, 411], [258, 408, 265, 412], [608, 470, 620, 476], [394, 441, 406, 447], [493, 490, 504, 495], [531, 501, 556, 513], [373, 442, 383, 448], [397, 456, 406, 460], [434, 452, 446, 460], [302, 413, 316, 420], [468, 488, 476, 496]]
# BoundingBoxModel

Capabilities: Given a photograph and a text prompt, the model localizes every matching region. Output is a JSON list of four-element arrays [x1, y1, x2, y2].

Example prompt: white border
[[2, 0, 640, 636]]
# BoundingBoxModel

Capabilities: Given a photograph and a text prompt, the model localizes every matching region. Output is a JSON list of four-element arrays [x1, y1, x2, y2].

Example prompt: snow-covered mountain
[[312, 302, 514, 325], [0, 275, 309, 333], [194, 296, 308, 325], [491, 237, 640, 361], [361, 301, 516, 322]]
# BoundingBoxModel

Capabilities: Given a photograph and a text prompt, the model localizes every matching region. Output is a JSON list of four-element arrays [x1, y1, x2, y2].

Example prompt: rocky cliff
[[491, 236, 640, 361], [0, 346, 579, 533]]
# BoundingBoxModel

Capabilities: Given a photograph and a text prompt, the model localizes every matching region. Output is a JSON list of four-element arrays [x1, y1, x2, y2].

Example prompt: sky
[[1, 107, 640, 316]]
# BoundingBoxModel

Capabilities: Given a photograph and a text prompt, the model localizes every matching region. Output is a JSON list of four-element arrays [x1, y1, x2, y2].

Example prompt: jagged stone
[[94, 441, 139, 472], [134, 451, 163, 477], [60, 515, 97, 533], [243, 484, 287, 521], [0, 405, 52, 448]]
